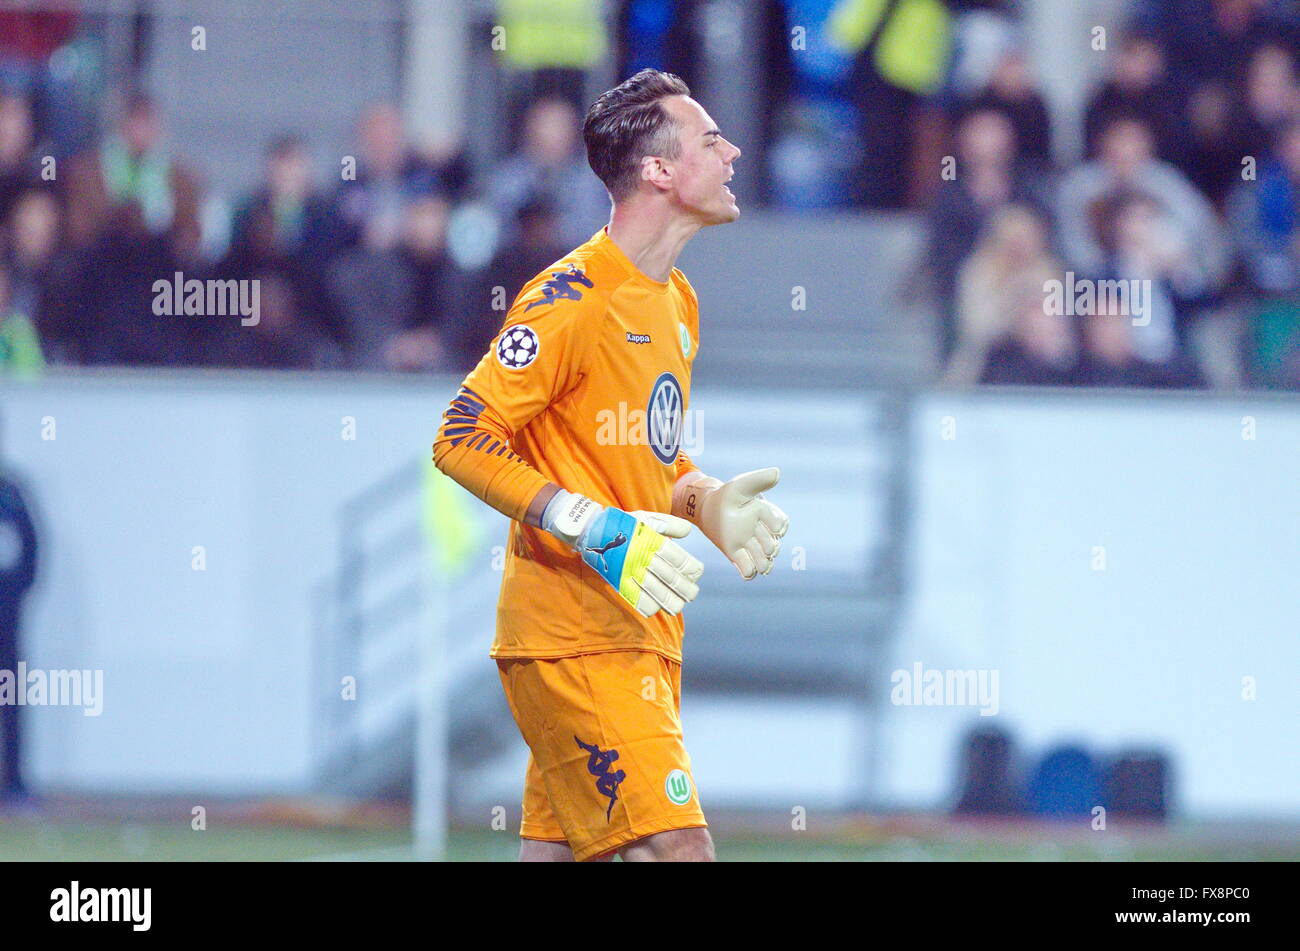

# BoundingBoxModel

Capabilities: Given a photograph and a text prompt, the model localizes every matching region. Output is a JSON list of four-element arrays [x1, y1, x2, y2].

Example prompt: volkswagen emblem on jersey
[[646, 372, 684, 465], [496, 325, 539, 369]]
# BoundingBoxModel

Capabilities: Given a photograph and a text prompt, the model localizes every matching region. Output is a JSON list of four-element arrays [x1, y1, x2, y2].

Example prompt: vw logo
[[646, 372, 683, 465]]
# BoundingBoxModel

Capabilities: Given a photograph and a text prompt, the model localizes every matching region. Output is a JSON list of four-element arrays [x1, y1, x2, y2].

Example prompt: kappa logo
[[626, 332, 652, 344], [575, 736, 626, 820], [525, 264, 593, 311]]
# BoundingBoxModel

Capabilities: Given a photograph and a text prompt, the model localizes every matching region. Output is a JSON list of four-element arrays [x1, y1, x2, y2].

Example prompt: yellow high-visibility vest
[[828, 0, 952, 95], [497, 0, 609, 70]]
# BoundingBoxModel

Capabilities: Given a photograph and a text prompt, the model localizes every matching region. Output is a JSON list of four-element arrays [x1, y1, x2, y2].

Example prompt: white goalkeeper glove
[[673, 467, 790, 579], [541, 489, 704, 618]]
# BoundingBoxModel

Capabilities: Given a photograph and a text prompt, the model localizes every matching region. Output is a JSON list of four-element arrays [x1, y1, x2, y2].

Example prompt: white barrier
[[1, 373, 1297, 818]]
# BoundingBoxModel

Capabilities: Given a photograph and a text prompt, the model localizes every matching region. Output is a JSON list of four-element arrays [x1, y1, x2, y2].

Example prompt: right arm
[[431, 380, 562, 526]]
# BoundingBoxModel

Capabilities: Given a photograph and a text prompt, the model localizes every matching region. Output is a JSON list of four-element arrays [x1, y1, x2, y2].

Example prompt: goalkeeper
[[432, 70, 788, 862]]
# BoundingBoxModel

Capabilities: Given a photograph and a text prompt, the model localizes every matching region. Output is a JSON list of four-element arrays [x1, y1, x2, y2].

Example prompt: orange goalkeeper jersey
[[433, 226, 702, 661]]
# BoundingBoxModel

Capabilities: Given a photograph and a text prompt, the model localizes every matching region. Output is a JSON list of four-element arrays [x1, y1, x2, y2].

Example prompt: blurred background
[[0, 0, 1297, 861]]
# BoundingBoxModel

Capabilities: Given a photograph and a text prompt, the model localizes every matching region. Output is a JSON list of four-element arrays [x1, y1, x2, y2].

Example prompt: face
[[268, 146, 311, 199], [1084, 308, 1133, 362], [525, 99, 579, 166], [402, 195, 450, 254], [1247, 45, 1297, 115], [1116, 40, 1162, 88], [958, 111, 1015, 167], [360, 103, 405, 176], [12, 191, 59, 262], [653, 96, 741, 225], [0, 95, 33, 159], [990, 51, 1032, 96], [1281, 128, 1300, 177], [122, 106, 160, 154], [1101, 121, 1154, 177]]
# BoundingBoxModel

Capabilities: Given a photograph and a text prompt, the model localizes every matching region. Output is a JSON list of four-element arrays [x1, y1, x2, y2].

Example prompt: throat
[[607, 208, 701, 283]]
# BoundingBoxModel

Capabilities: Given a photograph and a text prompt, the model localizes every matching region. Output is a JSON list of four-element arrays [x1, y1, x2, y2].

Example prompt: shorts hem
[[574, 815, 708, 863], [492, 645, 684, 665], [519, 824, 567, 843]]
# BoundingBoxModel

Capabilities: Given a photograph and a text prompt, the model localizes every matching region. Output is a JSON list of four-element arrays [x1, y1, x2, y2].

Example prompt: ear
[[641, 155, 673, 192]]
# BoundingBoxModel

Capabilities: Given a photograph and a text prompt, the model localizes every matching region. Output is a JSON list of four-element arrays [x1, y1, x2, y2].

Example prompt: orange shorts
[[496, 650, 707, 861]]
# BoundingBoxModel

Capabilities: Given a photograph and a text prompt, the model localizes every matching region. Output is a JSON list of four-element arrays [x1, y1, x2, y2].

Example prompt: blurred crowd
[[0, 81, 599, 374], [0, 1, 615, 376], [1, 0, 1300, 390], [926, 0, 1300, 389]]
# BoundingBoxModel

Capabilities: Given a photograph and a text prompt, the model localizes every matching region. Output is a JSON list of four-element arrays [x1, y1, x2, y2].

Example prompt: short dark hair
[[266, 133, 306, 159], [583, 69, 691, 202], [123, 89, 156, 117]]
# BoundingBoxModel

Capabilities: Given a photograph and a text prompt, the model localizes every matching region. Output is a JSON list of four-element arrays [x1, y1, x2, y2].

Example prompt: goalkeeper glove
[[673, 467, 790, 579], [541, 489, 704, 618]]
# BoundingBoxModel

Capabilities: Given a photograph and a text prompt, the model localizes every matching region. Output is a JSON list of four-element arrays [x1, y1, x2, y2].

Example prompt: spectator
[[326, 193, 464, 372], [220, 135, 341, 350], [1233, 118, 1300, 292], [54, 93, 212, 366], [0, 259, 43, 375], [1235, 42, 1300, 164], [1138, 0, 1300, 93], [1076, 301, 1204, 389], [0, 92, 43, 224], [829, 0, 954, 209], [3, 187, 81, 367], [960, 42, 1053, 169], [1083, 29, 1184, 165], [947, 204, 1060, 384], [462, 194, 570, 370], [0, 3, 82, 155], [488, 97, 610, 248], [204, 271, 344, 371], [333, 103, 461, 251], [70, 227, 200, 367], [1179, 81, 1244, 209], [4, 189, 60, 319], [62, 91, 203, 258], [953, 725, 1022, 817], [1229, 118, 1300, 387], [928, 106, 1052, 357], [1089, 188, 1207, 369], [979, 281, 1078, 386], [617, 0, 701, 80], [385, 193, 461, 372], [495, 0, 608, 119], [0, 418, 38, 804], [1058, 116, 1229, 289], [1144, 4, 1300, 206], [230, 135, 340, 270]]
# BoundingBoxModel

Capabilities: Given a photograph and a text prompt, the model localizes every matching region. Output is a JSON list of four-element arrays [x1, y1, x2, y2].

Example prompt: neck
[[606, 199, 701, 283]]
